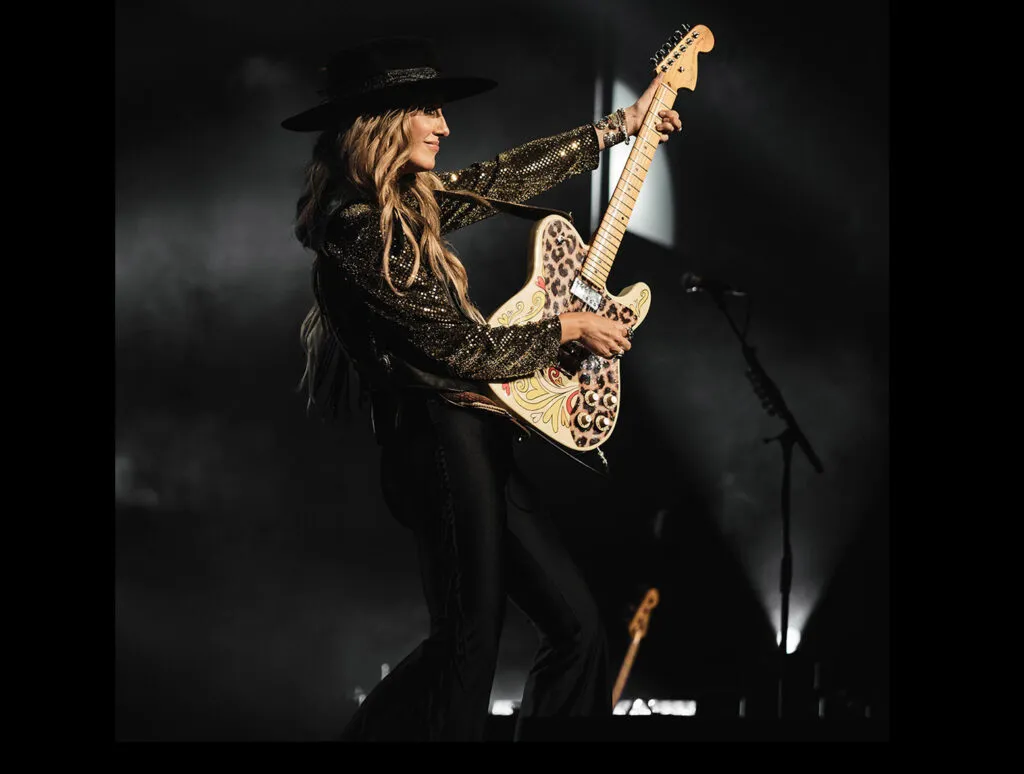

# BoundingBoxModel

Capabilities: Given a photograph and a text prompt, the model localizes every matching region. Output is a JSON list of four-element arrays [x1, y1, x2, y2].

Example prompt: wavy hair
[[294, 108, 490, 414]]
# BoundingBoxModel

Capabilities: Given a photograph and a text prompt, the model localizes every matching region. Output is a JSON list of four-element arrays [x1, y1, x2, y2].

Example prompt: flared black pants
[[339, 395, 611, 741]]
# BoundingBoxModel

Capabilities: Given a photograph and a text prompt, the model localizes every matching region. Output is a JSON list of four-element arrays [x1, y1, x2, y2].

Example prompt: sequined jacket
[[312, 122, 601, 426]]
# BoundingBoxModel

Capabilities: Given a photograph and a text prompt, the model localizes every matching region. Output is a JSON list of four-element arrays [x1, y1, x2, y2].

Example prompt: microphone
[[681, 271, 747, 297]]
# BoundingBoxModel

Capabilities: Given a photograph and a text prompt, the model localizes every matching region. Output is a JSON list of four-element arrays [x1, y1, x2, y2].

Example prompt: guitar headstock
[[628, 587, 660, 640], [649, 23, 715, 92]]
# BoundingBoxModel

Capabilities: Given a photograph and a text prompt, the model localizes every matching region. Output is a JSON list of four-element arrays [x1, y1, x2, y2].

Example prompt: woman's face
[[401, 106, 449, 174]]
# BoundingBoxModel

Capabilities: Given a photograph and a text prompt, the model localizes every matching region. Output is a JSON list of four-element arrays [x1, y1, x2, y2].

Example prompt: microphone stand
[[698, 287, 824, 720]]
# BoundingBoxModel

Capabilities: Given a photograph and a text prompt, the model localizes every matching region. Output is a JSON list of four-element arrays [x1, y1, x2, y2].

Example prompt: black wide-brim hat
[[281, 36, 497, 132]]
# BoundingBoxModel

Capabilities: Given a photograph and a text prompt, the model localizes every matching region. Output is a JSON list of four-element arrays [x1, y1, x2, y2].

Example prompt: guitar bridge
[[571, 277, 602, 311]]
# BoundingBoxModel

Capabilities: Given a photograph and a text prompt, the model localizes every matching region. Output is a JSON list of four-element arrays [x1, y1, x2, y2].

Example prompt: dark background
[[115, 0, 889, 740]]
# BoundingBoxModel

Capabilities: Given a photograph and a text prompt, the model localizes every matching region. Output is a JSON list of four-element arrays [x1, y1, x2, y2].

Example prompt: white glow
[[591, 79, 675, 249], [380, 663, 390, 680], [648, 699, 697, 716], [777, 626, 802, 654], [490, 700, 516, 716], [614, 698, 697, 716], [629, 698, 652, 716], [613, 699, 631, 715]]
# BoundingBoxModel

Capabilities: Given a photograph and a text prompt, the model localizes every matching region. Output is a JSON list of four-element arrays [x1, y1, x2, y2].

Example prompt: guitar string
[[583, 86, 677, 285]]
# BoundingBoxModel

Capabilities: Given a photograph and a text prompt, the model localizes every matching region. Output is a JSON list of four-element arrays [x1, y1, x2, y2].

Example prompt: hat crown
[[321, 37, 441, 99], [281, 36, 495, 132]]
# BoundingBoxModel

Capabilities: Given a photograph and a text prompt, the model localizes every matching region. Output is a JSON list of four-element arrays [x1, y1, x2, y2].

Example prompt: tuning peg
[[672, 31, 683, 42], [680, 22, 691, 32]]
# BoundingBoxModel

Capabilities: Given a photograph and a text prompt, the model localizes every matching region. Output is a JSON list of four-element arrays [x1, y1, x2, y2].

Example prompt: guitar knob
[[576, 413, 594, 430], [584, 390, 599, 407], [595, 415, 612, 432], [602, 392, 618, 409]]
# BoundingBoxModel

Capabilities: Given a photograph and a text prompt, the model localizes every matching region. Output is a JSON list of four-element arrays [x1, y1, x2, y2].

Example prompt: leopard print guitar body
[[486, 215, 651, 451]]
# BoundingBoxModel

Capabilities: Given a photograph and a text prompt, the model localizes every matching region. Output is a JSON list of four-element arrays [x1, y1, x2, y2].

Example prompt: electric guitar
[[612, 587, 660, 708], [485, 24, 715, 451]]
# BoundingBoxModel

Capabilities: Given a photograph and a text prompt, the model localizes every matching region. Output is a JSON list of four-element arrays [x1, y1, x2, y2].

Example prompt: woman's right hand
[[558, 312, 633, 359]]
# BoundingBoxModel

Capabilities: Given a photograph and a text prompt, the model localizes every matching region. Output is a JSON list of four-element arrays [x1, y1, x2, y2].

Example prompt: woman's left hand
[[625, 73, 683, 143]]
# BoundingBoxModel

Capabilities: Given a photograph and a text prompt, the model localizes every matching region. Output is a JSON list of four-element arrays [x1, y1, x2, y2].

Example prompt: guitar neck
[[582, 81, 680, 291], [611, 631, 645, 707]]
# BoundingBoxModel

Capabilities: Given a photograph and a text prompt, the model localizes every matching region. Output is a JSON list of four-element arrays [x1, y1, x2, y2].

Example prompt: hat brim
[[281, 76, 498, 132]]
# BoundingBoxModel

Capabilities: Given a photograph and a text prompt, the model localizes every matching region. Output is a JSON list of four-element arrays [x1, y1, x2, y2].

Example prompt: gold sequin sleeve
[[435, 123, 600, 233], [321, 206, 563, 382]]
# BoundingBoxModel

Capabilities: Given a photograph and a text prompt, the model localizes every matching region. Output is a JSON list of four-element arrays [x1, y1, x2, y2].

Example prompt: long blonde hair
[[295, 108, 489, 413]]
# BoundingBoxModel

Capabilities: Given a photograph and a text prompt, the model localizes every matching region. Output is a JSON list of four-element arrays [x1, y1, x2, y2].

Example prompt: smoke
[[115, 412, 280, 513], [116, 454, 160, 508], [115, 192, 306, 342], [235, 56, 295, 91]]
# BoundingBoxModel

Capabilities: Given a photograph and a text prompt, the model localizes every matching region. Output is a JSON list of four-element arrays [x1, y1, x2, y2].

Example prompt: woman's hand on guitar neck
[[624, 73, 684, 142], [558, 312, 633, 360]]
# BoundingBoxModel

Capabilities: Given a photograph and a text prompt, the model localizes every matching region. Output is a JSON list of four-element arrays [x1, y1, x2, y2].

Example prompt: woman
[[282, 37, 683, 741]]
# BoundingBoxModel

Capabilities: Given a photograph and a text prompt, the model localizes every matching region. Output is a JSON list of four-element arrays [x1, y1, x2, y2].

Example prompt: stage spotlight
[[628, 698, 653, 716], [648, 699, 697, 716], [777, 626, 801, 654], [614, 698, 698, 716], [489, 700, 517, 716]]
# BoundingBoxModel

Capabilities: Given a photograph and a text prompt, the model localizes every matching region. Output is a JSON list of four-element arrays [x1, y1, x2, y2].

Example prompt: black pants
[[339, 395, 611, 741]]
